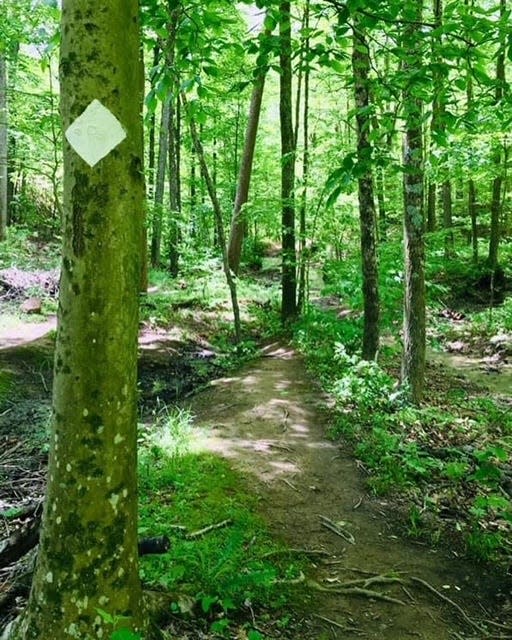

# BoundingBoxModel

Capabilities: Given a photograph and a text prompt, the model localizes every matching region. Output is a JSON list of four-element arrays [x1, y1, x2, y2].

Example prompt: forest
[[0, 0, 511, 638]]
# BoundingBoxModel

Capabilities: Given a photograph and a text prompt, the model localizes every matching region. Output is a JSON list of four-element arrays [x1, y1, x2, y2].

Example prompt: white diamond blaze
[[65, 99, 126, 168]]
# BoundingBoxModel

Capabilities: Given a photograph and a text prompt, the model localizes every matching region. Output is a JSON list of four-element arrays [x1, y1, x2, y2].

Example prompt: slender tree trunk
[[469, 179, 478, 263], [426, 181, 436, 232], [151, 97, 170, 267], [279, 1, 297, 323], [442, 179, 453, 258], [297, 0, 310, 312], [5, 42, 19, 224], [352, 15, 380, 361], [488, 0, 506, 269], [375, 166, 386, 240], [401, 0, 426, 404], [227, 68, 267, 273], [0, 54, 7, 241], [168, 96, 180, 276], [147, 47, 159, 201], [190, 141, 197, 237], [8, 1, 146, 638], [166, 6, 180, 277], [183, 94, 242, 342]]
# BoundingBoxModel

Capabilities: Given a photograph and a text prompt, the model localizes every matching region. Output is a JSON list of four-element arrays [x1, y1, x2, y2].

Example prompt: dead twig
[[186, 519, 232, 540], [281, 478, 298, 491], [313, 613, 362, 633], [319, 515, 355, 544]]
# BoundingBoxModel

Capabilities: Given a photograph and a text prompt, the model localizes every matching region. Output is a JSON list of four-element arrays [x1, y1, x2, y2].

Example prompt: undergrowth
[[294, 301, 512, 563], [138, 409, 305, 637]]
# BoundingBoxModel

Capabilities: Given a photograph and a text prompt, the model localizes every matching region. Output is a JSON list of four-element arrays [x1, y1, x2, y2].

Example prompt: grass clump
[[138, 408, 303, 636]]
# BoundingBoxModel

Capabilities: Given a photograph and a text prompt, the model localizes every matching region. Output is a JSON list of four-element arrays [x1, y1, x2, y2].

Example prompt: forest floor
[[181, 342, 510, 639], [0, 313, 510, 638]]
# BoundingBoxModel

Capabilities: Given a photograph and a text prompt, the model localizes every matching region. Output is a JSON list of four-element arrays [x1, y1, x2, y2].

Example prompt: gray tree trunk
[[8, 0, 146, 638], [401, 0, 426, 404], [352, 15, 380, 361]]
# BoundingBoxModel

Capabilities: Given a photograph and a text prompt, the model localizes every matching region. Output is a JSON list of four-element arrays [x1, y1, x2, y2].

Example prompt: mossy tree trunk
[[352, 14, 380, 361], [401, 0, 426, 404], [9, 1, 146, 638]]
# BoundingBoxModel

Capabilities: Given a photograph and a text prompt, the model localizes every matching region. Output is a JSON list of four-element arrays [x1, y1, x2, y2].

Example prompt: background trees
[[1, 0, 510, 375]]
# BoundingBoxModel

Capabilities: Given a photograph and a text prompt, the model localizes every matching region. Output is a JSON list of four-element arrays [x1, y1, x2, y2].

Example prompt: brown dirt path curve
[[184, 343, 504, 640]]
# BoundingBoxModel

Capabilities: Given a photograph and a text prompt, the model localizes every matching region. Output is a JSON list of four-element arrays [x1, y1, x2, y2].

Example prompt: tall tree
[[0, 53, 7, 241], [352, 13, 380, 361], [401, 0, 426, 404], [487, 0, 506, 271], [8, 0, 146, 637], [227, 51, 268, 274], [183, 94, 242, 342], [279, 1, 297, 323], [297, 0, 310, 311]]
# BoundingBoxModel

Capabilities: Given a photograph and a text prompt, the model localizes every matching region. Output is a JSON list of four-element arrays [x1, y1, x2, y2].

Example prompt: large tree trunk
[[8, 1, 146, 638], [0, 54, 7, 241], [352, 15, 380, 361], [401, 0, 426, 404], [279, 1, 297, 323]]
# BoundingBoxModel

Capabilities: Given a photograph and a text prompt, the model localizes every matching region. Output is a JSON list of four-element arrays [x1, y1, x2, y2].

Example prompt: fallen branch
[[319, 515, 355, 544], [186, 519, 232, 540]]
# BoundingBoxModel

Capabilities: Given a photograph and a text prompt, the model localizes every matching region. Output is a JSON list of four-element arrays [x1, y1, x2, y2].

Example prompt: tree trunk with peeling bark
[[8, 1, 146, 637]]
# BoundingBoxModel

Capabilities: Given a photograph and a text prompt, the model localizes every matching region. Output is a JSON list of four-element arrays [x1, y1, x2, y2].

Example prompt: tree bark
[[279, 1, 297, 323], [401, 0, 426, 404], [151, 97, 171, 267], [488, 0, 506, 270], [227, 71, 267, 274], [183, 94, 242, 342], [352, 15, 380, 361], [0, 54, 7, 241], [297, 0, 310, 312], [9, 1, 146, 638]]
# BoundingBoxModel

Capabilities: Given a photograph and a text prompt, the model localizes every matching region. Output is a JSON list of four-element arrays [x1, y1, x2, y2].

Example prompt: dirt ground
[[184, 343, 510, 640]]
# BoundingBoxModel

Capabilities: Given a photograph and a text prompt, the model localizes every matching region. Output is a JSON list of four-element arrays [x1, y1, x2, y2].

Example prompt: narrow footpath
[[184, 343, 505, 640]]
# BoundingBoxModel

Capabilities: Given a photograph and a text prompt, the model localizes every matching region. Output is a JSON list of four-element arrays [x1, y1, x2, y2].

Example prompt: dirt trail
[[184, 343, 503, 639]]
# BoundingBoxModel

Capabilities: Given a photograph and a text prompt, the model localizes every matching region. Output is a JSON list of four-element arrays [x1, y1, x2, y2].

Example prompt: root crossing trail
[[185, 344, 501, 639]]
